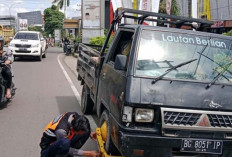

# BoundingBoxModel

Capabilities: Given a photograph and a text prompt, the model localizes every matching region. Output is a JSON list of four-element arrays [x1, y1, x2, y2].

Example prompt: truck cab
[[77, 9, 232, 157]]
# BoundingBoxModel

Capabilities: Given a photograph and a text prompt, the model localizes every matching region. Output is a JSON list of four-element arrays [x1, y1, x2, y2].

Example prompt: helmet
[[0, 35, 4, 51]]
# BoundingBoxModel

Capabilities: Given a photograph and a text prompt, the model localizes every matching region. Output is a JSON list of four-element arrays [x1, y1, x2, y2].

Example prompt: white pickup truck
[[9, 31, 46, 61]]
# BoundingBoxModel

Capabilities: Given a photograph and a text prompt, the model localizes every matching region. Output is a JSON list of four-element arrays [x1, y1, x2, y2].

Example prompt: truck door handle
[[102, 73, 106, 80]]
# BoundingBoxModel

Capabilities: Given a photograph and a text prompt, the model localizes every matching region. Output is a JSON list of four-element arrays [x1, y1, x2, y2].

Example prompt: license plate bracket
[[181, 139, 223, 154]]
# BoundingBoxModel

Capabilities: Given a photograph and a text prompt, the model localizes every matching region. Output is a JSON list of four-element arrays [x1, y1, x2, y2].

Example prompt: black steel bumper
[[118, 131, 232, 157]]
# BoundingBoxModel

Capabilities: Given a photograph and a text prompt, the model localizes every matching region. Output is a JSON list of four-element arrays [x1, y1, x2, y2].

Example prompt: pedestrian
[[40, 112, 100, 157]]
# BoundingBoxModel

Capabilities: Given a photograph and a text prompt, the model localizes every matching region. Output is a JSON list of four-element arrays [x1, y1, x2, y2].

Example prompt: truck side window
[[108, 31, 134, 64]]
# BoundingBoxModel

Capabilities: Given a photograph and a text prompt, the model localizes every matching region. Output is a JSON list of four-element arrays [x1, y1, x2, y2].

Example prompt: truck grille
[[208, 114, 232, 128], [15, 44, 31, 48], [164, 111, 201, 126], [15, 50, 31, 53], [161, 108, 232, 132]]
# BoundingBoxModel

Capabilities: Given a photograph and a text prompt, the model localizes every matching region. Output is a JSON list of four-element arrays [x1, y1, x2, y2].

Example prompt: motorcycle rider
[[73, 40, 78, 53], [0, 36, 13, 99], [40, 112, 100, 157], [63, 37, 70, 53]]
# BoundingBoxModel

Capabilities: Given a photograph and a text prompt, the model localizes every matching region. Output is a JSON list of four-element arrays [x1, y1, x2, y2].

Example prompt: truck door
[[99, 29, 134, 121]]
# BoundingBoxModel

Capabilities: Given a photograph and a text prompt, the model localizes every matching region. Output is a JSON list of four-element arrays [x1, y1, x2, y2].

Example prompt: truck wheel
[[100, 110, 120, 155], [81, 84, 93, 114], [37, 49, 42, 61], [42, 52, 46, 58]]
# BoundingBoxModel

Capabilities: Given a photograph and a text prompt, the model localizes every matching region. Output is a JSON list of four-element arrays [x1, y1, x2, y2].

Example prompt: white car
[[9, 31, 46, 61]]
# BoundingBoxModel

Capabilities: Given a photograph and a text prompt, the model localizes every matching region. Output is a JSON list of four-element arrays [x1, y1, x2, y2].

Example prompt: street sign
[[192, 0, 198, 18], [18, 19, 28, 31], [82, 0, 101, 29], [111, 0, 123, 12], [54, 29, 61, 41], [139, 0, 160, 26]]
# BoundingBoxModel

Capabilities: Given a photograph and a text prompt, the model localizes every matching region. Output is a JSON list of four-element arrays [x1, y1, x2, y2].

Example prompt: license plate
[[181, 139, 223, 154], [19, 48, 27, 51]]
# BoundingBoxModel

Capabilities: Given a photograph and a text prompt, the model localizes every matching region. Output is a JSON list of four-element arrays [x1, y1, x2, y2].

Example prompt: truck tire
[[42, 52, 46, 58], [81, 84, 94, 114], [37, 49, 42, 61], [100, 110, 120, 155]]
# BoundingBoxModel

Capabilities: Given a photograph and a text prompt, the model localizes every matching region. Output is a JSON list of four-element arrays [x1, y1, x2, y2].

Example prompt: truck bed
[[77, 43, 101, 96]]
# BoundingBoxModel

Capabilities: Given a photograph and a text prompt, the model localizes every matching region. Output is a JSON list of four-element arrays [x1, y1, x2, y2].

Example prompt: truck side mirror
[[114, 55, 127, 71]]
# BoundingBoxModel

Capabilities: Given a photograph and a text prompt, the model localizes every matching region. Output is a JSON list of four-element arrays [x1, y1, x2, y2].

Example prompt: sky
[[0, 0, 81, 18]]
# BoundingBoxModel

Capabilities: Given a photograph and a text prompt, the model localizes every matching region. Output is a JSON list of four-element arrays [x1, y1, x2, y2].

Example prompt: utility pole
[[216, 0, 219, 20], [228, 0, 230, 17], [188, 0, 192, 17], [64, 0, 67, 19]]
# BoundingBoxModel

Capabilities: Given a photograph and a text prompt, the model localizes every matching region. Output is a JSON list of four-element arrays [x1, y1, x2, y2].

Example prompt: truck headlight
[[135, 108, 154, 123], [31, 44, 39, 47], [9, 43, 15, 47]]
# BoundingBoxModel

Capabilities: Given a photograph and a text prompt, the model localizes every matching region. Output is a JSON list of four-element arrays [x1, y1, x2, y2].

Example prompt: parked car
[[77, 9, 232, 157], [9, 31, 46, 61]]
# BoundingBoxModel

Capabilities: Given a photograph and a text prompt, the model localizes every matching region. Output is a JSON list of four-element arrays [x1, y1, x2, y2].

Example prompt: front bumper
[[9, 46, 41, 57], [118, 131, 232, 157]]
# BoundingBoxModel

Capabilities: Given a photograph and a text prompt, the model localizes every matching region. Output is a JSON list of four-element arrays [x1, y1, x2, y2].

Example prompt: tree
[[44, 5, 65, 37], [159, 0, 180, 16], [28, 26, 43, 32], [52, 0, 70, 17]]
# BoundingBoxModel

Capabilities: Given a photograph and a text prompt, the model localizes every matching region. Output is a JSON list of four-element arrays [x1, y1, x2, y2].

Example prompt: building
[[177, 0, 232, 21], [63, 19, 80, 38], [0, 16, 16, 28], [17, 11, 43, 27]]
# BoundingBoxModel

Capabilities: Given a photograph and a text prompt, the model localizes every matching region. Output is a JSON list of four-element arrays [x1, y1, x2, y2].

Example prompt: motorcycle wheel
[[11, 83, 16, 97]]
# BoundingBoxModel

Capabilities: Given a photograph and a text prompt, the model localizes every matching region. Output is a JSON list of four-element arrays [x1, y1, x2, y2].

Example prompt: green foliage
[[159, 0, 180, 15], [223, 30, 232, 36], [89, 36, 105, 46], [52, 0, 70, 10], [28, 26, 46, 36], [89, 35, 114, 47], [66, 33, 75, 40], [28, 26, 43, 32], [44, 5, 65, 37], [75, 36, 81, 42]]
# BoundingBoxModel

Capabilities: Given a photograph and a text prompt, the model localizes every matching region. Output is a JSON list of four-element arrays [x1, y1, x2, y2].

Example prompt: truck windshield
[[14, 33, 38, 40], [136, 30, 232, 84]]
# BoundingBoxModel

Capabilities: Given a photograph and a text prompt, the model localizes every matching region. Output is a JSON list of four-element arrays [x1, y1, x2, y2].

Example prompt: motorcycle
[[63, 42, 72, 56], [0, 62, 16, 108], [45, 39, 49, 50], [65, 44, 72, 56]]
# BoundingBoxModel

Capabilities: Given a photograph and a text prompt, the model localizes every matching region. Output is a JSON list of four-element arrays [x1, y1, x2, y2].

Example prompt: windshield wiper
[[152, 59, 197, 84], [194, 44, 208, 75], [196, 51, 232, 76], [205, 61, 232, 89]]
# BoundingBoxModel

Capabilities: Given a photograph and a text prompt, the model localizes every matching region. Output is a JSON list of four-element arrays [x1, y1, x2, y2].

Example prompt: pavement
[[0, 47, 98, 157]]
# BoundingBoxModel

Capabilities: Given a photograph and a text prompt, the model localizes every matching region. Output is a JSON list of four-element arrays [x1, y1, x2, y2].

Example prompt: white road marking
[[57, 54, 97, 129]]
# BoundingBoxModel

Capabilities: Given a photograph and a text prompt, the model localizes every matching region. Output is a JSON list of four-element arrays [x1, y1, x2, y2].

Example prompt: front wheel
[[37, 49, 42, 61], [81, 84, 93, 114], [42, 49, 47, 58], [42, 52, 46, 58], [100, 110, 120, 155], [11, 82, 16, 97]]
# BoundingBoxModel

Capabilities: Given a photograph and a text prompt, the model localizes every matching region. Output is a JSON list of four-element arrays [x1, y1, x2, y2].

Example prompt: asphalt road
[[0, 47, 98, 157]]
